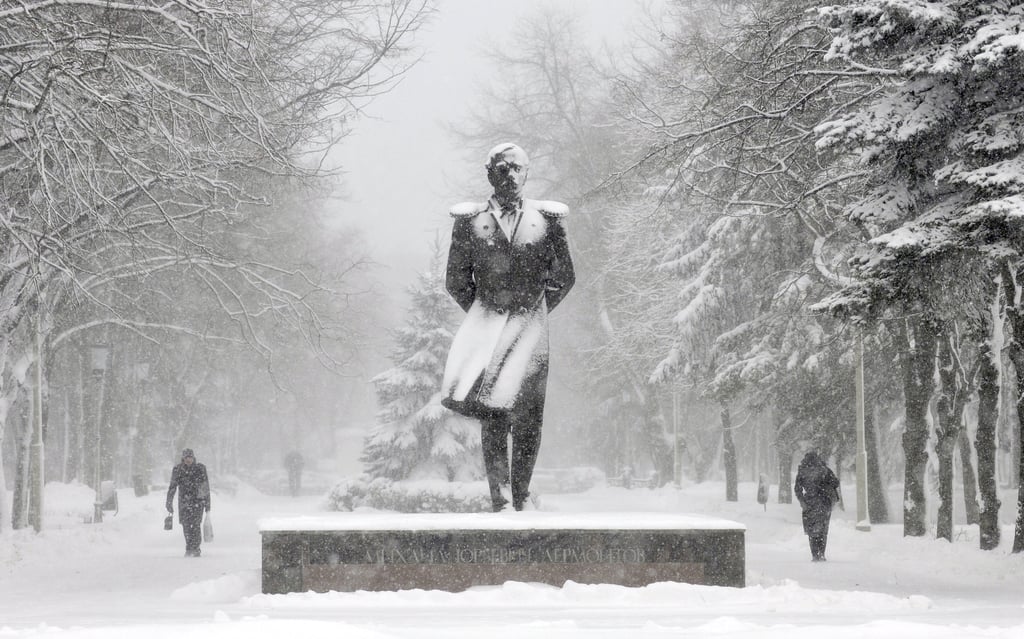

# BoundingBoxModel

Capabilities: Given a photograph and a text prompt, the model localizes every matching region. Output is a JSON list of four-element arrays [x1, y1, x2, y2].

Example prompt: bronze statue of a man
[[441, 143, 575, 511]]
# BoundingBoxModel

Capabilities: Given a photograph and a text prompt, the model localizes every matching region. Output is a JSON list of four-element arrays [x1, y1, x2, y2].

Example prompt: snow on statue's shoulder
[[450, 201, 489, 217], [532, 199, 569, 218]]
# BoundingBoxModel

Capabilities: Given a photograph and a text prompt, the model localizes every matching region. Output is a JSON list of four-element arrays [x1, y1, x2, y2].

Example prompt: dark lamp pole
[[89, 343, 109, 524]]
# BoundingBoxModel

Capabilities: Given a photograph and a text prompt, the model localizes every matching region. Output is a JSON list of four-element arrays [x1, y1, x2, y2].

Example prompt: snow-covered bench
[[259, 512, 745, 593]]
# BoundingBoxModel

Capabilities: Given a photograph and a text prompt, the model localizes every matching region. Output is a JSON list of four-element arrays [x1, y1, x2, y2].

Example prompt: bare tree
[[0, 0, 431, 531]]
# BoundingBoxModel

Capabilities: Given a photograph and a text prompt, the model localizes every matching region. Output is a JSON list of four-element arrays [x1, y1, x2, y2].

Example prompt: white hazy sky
[[328, 0, 654, 293]]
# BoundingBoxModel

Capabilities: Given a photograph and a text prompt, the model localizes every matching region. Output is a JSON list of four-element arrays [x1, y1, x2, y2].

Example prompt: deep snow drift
[[1, 478, 1022, 637]]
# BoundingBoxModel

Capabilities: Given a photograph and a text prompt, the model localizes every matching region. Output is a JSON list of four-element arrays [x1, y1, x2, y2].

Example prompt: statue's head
[[485, 143, 529, 200]]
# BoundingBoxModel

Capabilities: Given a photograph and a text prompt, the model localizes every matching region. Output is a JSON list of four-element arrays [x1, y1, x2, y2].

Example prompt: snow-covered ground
[[1, 479, 1022, 637]]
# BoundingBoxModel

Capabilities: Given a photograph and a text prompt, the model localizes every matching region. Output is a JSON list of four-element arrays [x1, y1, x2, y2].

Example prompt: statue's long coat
[[441, 197, 575, 418]]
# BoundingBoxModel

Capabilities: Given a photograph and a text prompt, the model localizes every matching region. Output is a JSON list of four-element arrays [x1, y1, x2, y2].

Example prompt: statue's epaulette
[[449, 201, 489, 218], [533, 199, 569, 218]]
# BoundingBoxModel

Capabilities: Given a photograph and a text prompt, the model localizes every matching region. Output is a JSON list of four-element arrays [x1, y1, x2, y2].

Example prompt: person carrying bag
[[165, 448, 212, 557]]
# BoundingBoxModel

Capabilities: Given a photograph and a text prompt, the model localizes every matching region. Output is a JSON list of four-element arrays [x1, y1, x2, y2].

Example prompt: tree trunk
[[865, 404, 889, 523], [62, 389, 72, 483], [774, 410, 794, 503], [935, 336, 960, 542], [958, 429, 980, 525], [835, 449, 847, 511], [936, 436, 956, 541], [899, 317, 938, 537], [777, 448, 794, 504], [976, 339, 1001, 550], [641, 403, 674, 486], [11, 402, 31, 529], [0, 440, 8, 534], [935, 330, 977, 541], [1000, 263, 1024, 552], [0, 392, 10, 534], [722, 404, 738, 502], [1014, 354, 1024, 553], [997, 345, 1017, 489], [1013, 408, 1021, 491]]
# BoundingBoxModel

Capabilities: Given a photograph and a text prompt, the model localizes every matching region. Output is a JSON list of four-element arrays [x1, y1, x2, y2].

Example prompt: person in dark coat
[[166, 448, 211, 557], [794, 450, 840, 561], [441, 142, 575, 512]]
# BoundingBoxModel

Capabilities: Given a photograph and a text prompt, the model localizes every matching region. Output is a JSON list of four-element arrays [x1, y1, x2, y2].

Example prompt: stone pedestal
[[260, 512, 744, 593]]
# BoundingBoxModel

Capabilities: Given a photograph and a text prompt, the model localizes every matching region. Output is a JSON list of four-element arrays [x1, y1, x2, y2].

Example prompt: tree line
[[0, 0, 432, 532]]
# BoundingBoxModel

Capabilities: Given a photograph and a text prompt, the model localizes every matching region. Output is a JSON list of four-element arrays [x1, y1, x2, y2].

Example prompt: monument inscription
[[260, 514, 745, 593], [359, 545, 646, 564]]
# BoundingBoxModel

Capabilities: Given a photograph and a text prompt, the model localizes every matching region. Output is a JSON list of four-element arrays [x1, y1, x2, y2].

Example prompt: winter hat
[[181, 448, 195, 460]]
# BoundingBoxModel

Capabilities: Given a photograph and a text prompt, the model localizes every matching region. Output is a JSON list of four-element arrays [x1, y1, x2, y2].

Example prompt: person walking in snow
[[440, 142, 575, 512], [794, 450, 840, 561], [166, 448, 211, 557], [284, 450, 304, 497]]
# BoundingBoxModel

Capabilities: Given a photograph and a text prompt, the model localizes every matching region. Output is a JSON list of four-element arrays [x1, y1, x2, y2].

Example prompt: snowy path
[[1, 481, 1023, 637], [545, 486, 1024, 626], [0, 485, 314, 627]]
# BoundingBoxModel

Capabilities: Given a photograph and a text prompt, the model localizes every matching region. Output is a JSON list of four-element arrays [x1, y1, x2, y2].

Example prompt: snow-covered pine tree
[[362, 244, 482, 482], [617, 1, 883, 503], [815, 0, 1024, 549]]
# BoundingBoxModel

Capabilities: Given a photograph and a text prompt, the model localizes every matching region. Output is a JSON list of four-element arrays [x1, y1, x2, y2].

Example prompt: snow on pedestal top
[[258, 511, 746, 532]]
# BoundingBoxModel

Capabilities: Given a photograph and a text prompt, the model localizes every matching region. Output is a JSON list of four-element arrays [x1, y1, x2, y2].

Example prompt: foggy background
[[0, 1, 658, 500], [324, 1, 655, 475], [4, 0, 1021, 547]]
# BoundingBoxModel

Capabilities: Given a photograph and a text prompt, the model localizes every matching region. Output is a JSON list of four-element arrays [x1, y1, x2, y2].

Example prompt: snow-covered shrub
[[325, 477, 491, 513], [325, 477, 370, 512]]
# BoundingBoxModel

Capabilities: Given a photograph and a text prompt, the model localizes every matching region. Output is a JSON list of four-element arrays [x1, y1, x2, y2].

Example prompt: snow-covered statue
[[441, 142, 575, 511]]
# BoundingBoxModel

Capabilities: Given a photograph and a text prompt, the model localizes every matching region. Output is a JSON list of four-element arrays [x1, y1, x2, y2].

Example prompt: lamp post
[[855, 332, 871, 532], [672, 390, 681, 488], [28, 312, 44, 532], [129, 361, 149, 492], [89, 343, 109, 524]]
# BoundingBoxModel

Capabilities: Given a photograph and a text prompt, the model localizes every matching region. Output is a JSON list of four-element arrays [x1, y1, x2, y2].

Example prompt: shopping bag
[[164, 515, 173, 531], [202, 513, 214, 542]]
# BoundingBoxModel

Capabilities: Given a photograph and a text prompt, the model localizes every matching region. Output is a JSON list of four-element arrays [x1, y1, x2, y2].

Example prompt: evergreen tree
[[815, 0, 1024, 548], [613, 1, 878, 497], [362, 245, 482, 482]]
